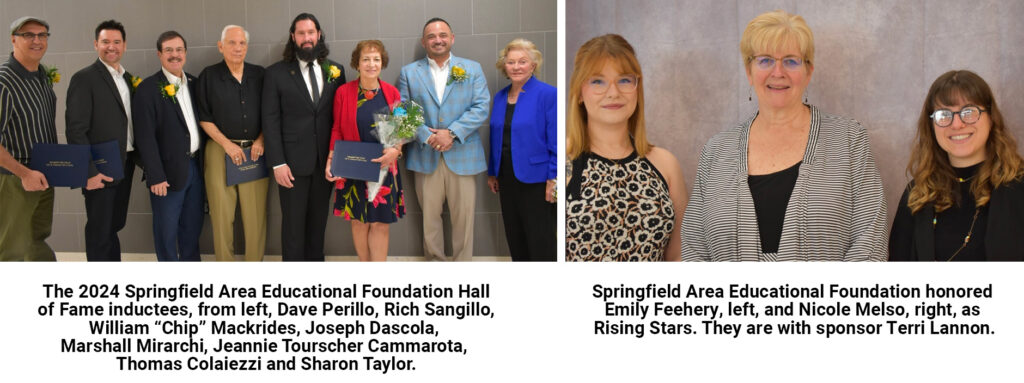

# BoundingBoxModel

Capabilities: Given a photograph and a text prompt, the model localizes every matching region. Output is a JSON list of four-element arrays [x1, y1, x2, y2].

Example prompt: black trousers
[[82, 153, 137, 261], [498, 155, 556, 262], [278, 164, 332, 261]]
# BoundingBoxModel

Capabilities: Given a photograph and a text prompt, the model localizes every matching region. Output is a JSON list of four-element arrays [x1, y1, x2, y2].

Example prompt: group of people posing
[[566, 10, 1024, 262], [0, 14, 556, 262]]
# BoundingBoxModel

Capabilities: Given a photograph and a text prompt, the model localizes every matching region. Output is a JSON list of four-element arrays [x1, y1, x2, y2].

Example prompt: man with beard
[[262, 13, 344, 261], [397, 18, 490, 261], [132, 31, 205, 261], [65, 20, 138, 261], [0, 16, 58, 261]]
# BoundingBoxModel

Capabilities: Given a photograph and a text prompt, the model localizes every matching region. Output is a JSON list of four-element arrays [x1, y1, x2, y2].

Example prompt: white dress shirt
[[103, 61, 134, 151], [427, 54, 452, 104], [162, 67, 200, 153], [297, 57, 324, 102]]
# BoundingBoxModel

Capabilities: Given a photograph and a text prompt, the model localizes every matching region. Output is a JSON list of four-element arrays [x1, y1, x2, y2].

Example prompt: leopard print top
[[566, 151, 675, 261]]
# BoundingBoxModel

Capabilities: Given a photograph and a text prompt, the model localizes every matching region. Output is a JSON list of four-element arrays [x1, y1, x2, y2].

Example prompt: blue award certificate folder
[[29, 143, 91, 188], [90, 140, 123, 180], [225, 153, 269, 186], [331, 140, 383, 182]]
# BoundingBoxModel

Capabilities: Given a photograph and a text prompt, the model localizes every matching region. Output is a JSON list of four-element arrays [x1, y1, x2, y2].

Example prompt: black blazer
[[131, 70, 204, 191], [261, 59, 344, 177], [65, 59, 134, 182], [889, 178, 1024, 261]]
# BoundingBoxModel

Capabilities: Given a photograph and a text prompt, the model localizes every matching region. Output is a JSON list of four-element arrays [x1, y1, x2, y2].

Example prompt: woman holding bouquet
[[487, 38, 557, 262], [326, 40, 405, 261]]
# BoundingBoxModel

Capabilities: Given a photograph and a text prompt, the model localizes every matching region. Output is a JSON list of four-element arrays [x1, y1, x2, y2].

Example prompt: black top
[[502, 102, 515, 154], [196, 61, 264, 140], [930, 164, 987, 261], [888, 163, 1024, 261], [0, 53, 57, 167], [748, 161, 801, 254]]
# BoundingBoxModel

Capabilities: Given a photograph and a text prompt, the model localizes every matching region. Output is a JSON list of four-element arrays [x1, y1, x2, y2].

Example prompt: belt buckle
[[232, 139, 253, 148]]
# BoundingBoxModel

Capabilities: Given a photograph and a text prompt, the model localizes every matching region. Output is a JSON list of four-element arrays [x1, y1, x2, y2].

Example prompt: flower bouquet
[[366, 100, 423, 202]]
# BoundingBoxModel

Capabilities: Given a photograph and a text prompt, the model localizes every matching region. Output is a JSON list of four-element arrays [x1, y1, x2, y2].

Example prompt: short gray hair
[[220, 25, 249, 42]]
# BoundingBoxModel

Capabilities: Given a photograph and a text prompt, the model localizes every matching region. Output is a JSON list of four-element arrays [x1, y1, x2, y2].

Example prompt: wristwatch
[[447, 129, 458, 141]]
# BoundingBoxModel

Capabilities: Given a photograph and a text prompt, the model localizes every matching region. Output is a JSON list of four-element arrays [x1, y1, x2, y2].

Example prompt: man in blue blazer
[[397, 18, 490, 261], [132, 31, 204, 261]]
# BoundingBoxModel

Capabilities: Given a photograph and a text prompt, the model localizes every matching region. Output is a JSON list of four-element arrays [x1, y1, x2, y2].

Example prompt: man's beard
[[296, 41, 325, 62]]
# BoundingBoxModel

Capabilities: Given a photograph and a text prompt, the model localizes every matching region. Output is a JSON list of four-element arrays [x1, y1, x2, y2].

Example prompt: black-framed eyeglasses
[[930, 106, 986, 127], [13, 32, 50, 41]]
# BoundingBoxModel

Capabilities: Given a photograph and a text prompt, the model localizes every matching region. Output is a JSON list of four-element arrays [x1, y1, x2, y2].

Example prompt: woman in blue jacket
[[488, 38, 556, 262]]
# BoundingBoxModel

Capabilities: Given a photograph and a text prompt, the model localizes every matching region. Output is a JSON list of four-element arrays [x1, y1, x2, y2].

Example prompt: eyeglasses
[[584, 74, 638, 94], [751, 55, 804, 71], [13, 32, 50, 41], [930, 106, 986, 127]]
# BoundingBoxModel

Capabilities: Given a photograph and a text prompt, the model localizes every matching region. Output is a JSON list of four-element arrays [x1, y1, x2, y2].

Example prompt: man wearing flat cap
[[0, 16, 58, 261]]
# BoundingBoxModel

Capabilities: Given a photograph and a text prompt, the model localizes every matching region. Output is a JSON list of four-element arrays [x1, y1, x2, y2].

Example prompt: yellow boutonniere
[[131, 76, 142, 91], [324, 64, 341, 84], [44, 65, 60, 85], [158, 81, 179, 103], [447, 65, 467, 85]]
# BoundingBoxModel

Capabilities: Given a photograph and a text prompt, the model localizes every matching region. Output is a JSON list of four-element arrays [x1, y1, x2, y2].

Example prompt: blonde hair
[[567, 34, 650, 160], [496, 38, 542, 77], [740, 10, 814, 70], [907, 70, 1024, 213]]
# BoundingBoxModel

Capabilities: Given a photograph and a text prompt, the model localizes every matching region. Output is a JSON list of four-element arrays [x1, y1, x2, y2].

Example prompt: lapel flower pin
[[447, 65, 467, 85], [158, 80, 179, 103], [44, 65, 60, 85], [324, 63, 341, 84], [131, 76, 142, 92]]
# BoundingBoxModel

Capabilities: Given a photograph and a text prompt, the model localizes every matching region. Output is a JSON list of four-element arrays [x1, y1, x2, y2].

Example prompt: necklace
[[591, 147, 632, 167], [360, 85, 379, 99], [956, 175, 975, 183], [945, 208, 981, 262]]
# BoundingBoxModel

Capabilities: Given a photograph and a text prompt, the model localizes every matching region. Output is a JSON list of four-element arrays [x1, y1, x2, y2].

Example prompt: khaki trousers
[[0, 174, 55, 261], [204, 140, 269, 261], [414, 158, 476, 261]]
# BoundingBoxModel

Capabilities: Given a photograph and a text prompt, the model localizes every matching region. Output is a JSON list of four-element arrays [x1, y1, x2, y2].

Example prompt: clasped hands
[[426, 128, 454, 152]]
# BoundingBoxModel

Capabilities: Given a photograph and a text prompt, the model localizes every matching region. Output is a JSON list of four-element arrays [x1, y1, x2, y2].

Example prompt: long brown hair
[[907, 70, 1023, 213], [567, 34, 650, 160]]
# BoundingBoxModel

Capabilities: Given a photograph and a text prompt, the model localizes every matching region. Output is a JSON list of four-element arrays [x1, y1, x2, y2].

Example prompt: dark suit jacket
[[889, 178, 1024, 261], [488, 76, 557, 183], [131, 70, 204, 191], [262, 59, 344, 176], [65, 59, 134, 183]]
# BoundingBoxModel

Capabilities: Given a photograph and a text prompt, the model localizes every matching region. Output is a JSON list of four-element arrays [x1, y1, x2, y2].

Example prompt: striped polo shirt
[[0, 53, 58, 170]]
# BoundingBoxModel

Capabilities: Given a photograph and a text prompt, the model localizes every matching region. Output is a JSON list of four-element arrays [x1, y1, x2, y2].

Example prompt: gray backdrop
[[567, 0, 1024, 225], [0, 0, 557, 257]]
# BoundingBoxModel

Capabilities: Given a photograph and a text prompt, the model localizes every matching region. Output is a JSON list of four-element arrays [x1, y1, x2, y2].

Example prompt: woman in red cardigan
[[325, 40, 405, 261]]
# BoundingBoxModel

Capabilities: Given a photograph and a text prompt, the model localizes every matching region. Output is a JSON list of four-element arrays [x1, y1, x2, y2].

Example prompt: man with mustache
[[65, 20, 138, 261], [0, 16, 57, 261], [197, 25, 268, 261], [397, 18, 490, 261], [262, 13, 345, 261], [132, 31, 205, 261]]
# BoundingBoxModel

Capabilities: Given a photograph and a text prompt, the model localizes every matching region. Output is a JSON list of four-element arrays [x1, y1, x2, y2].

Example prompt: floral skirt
[[333, 163, 405, 223]]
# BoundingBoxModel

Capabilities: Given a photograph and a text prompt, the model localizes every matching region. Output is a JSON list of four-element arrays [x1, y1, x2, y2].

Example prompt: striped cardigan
[[681, 105, 887, 261]]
